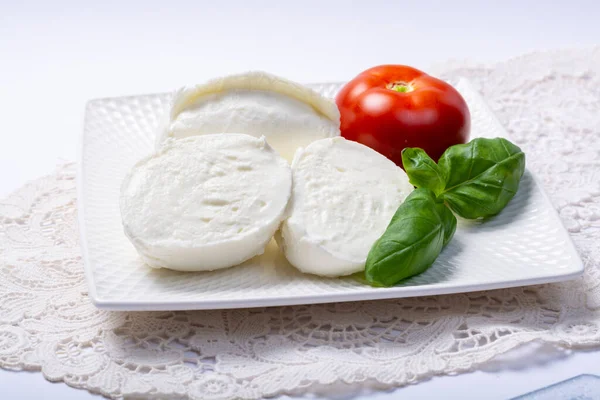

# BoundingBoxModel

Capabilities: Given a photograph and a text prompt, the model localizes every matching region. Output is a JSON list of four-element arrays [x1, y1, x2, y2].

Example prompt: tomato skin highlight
[[336, 65, 471, 168]]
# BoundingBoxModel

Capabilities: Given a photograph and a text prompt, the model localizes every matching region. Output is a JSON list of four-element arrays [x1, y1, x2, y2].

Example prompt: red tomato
[[336, 65, 470, 167]]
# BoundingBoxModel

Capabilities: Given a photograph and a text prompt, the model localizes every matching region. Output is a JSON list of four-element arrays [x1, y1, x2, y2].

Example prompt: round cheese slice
[[156, 71, 340, 161], [277, 137, 414, 277], [120, 134, 292, 271]]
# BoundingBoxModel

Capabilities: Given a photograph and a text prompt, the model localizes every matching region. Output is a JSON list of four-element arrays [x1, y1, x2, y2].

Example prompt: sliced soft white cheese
[[120, 134, 292, 271], [156, 71, 340, 161], [277, 137, 414, 277]]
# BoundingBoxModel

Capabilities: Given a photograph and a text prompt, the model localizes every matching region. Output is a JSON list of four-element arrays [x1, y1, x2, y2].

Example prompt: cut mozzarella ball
[[156, 71, 340, 161], [120, 134, 292, 271], [278, 137, 414, 277]]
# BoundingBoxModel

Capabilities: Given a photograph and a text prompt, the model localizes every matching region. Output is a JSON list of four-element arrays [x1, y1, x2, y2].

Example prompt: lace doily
[[1, 48, 599, 400]]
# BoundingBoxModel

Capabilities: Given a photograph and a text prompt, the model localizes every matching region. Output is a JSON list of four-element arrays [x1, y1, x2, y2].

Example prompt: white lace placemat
[[1, 48, 599, 400]]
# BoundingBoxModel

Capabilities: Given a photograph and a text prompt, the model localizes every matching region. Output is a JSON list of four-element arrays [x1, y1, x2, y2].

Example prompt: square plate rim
[[77, 78, 584, 311]]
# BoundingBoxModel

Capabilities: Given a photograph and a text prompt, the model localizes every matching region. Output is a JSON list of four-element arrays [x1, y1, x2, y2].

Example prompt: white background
[[1, 0, 599, 398]]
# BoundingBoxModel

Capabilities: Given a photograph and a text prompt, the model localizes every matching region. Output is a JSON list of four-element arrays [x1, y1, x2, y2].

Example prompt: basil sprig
[[404, 137, 526, 219], [366, 137, 525, 287]]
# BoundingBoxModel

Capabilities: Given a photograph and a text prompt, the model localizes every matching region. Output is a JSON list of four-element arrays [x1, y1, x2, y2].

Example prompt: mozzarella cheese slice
[[156, 71, 340, 161], [277, 137, 414, 277], [120, 134, 292, 271]]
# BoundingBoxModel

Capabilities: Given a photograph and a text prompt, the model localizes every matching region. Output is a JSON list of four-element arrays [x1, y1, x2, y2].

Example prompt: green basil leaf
[[438, 137, 526, 219], [401, 148, 446, 195], [365, 188, 457, 287]]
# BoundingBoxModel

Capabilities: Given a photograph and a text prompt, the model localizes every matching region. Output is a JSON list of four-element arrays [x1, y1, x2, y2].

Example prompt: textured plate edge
[[91, 270, 584, 311], [78, 100, 103, 308], [77, 79, 585, 311]]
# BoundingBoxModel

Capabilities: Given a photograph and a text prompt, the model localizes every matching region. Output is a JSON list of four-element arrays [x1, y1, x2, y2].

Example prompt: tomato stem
[[388, 82, 414, 93]]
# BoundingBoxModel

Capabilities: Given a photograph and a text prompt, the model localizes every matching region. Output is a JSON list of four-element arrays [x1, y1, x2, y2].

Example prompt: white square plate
[[78, 79, 583, 311]]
